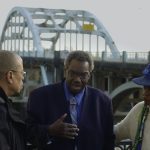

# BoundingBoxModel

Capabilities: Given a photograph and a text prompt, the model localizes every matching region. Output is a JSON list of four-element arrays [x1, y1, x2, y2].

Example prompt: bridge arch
[[110, 81, 142, 112], [0, 7, 120, 58]]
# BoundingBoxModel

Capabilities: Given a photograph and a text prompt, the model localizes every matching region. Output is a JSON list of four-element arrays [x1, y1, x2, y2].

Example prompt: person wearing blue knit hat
[[114, 64, 150, 150], [133, 64, 150, 88]]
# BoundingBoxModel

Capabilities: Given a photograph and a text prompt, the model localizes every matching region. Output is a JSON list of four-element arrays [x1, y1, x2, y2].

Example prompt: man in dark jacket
[[0, 50, 26, 150], [27, 50, 114, 150]]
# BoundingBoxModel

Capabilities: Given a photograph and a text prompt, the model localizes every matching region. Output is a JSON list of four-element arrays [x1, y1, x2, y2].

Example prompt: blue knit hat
[[132, 64, 150, 86]]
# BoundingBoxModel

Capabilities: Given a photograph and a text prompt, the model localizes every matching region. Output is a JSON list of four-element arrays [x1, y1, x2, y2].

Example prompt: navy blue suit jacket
[[27, 81, 114, 150]]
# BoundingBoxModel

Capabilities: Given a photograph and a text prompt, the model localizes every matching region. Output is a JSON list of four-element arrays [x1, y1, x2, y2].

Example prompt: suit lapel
[[54, 82, 72, 123], [78, 86, 90, 125]]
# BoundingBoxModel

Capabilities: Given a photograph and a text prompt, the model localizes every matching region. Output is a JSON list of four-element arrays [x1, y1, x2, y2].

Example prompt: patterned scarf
[[132, 104, 149, 150]]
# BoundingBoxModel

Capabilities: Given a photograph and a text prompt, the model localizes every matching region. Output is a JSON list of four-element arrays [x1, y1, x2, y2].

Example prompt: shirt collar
[[63, 81, 85, 105]]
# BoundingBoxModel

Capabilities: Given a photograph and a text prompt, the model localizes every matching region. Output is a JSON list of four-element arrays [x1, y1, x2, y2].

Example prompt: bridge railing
[[16, 50, 150, 64], [1, 7, 149, 65], [98, 51, 149, 64]]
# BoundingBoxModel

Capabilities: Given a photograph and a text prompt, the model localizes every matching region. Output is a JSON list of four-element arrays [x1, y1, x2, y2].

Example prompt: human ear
[[6, 71, 13, 84]]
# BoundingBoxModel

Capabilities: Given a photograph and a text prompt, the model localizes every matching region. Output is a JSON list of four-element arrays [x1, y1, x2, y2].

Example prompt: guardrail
[[16, 50, 150, 64], [93, 51, 150, 64]]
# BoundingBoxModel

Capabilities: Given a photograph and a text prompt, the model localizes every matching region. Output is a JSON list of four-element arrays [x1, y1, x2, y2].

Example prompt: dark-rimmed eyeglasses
[[67, 70, 90, 80]]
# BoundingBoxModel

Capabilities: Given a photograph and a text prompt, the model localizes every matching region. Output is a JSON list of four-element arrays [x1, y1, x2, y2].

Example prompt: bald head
[[0, 51, 23, 79]]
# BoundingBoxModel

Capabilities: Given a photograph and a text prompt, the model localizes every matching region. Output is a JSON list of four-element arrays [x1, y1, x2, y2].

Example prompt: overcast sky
[[1, 0, 150, 51]]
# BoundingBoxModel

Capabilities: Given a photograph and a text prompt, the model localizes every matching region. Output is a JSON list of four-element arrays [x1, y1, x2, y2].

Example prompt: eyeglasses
[[10, 70, 26, 77], [67, 70, 90, 80]]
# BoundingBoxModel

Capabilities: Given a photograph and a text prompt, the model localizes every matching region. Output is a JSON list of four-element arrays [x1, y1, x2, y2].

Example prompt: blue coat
[[27, 81, 114, 150]]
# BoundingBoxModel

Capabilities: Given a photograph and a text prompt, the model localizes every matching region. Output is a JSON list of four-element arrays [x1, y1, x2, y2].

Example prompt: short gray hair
[[0, 50, 22, 79], [64, 50, 94, 72]]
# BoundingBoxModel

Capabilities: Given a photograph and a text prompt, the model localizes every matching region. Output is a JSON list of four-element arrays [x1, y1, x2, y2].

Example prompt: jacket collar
[[0, 87, 8, 103]]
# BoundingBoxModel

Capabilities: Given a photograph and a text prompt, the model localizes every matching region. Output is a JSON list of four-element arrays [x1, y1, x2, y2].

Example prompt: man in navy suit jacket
[[27, 50, 114, 150]]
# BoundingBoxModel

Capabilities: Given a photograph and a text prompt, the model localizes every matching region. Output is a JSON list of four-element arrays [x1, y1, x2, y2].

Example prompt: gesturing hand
[[48, 113, 79, 139]]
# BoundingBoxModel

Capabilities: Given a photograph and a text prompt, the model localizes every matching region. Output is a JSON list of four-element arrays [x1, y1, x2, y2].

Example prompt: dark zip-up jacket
[[0, 87, 26, 150]]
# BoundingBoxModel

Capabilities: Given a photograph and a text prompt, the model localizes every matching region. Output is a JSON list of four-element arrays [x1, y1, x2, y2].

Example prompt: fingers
[[62, 122, 79, 139], [59, 113, 67, 122], [63, 134, 77, 139], [66, 123, 78, 128], [62, 130, 78, 139], [64, 123, 79, 133], [65, 123, 79, 133], [48, 113, 79, 140]]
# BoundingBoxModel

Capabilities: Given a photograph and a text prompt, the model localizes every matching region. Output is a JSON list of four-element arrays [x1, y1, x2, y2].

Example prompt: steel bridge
[[1, 6, 150, 63], [0, 7, 120, 57]]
